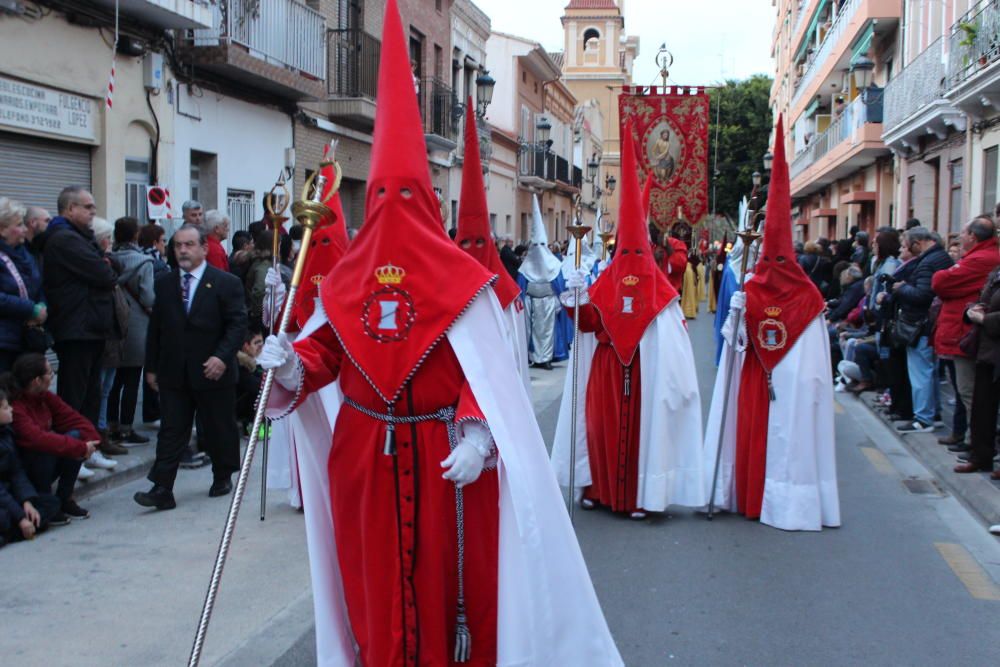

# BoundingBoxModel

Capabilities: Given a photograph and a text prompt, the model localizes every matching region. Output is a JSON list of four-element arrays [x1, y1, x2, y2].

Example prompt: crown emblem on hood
[[764, 306, 782, 317], [622, 275, 640, 286], [375, 263, 406, 285]]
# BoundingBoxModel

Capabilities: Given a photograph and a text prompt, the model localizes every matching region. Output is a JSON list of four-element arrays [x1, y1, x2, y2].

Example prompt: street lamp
[[605, 173, 617, 195], [752, 170, 762, 188], [536, 117, 552, 147], [475, 70, 495, 118], [850, 55, 875, 90], [587, 154, 600, 181], [762, 151, 773, 172]]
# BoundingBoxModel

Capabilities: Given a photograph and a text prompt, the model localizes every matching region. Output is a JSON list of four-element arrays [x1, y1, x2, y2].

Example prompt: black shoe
[[122, 431, 150, 445], [61, 499, 90, 520], [948, 443, 971, 453], [48, 512, 71, 527], [134, 485, 176, 510], [209, 477, 233, 498], [180, 448, 209, 469], [957, 452, 971, 462]]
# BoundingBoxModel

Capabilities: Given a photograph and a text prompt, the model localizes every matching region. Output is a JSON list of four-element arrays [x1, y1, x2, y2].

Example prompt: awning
[[804, 96, 822, 117], [851, 22, 875, 63], [794, 0, 831, 62], [842, 190, 876, 204]]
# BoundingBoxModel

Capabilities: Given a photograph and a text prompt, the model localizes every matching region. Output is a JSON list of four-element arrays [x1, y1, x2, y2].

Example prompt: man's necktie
[[182, 272, 193, 313]]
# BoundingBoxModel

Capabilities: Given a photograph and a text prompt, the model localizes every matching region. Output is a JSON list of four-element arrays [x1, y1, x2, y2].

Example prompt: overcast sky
[[473, 0, 775, 85]]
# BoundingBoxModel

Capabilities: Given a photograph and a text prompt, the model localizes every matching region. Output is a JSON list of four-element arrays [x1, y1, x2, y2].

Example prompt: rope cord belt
[[342, 397, 473, 663]]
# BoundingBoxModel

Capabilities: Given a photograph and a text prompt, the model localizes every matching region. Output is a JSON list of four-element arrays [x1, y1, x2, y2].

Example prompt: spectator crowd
[[0, 188, 283, 547], [813, 215, 1000, 501]]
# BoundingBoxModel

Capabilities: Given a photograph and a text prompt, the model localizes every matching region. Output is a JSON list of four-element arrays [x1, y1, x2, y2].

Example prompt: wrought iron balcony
[[418, 77, 456, 140], [328, 29, 379, 99], [90, 0, 213, 29], [883, 37, 947, 133], [323, 28, 380, 130], [790, 0, 861, 110], [790, 95, 884, 182], [184, 0, 326, 99], [518, 148, 557, 186], [948, 1, 1000, 89]]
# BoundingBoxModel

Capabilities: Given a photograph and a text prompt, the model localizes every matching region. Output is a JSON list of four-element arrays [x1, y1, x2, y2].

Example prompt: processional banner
[[619, 86, 710, 231]]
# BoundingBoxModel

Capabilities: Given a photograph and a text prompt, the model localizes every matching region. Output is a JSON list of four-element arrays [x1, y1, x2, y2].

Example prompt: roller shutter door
[[0, 130, 92, 211]]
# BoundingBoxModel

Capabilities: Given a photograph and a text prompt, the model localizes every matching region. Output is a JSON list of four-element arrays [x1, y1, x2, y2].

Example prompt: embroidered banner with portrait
[[619, 86, 710, 231]]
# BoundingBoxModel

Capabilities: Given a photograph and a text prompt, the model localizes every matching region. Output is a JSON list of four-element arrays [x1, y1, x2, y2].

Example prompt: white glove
[[441, 422, 492, 488], [729, 290, 746, 311], [259, 333, 300, 390], [721, 306, 747, 352], [262, 267, 287, 326], [565, 267, 590, 290]]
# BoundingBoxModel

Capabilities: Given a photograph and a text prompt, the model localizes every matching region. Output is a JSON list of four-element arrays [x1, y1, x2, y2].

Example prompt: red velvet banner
[[619, 86, 710, 231]]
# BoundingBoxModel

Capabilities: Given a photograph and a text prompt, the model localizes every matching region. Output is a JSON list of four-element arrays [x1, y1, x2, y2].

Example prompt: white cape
[[704, 315, 841, 531], [503, 301, 532, 398], [551, 301, 707, 510], [269, 292, 622, 666]]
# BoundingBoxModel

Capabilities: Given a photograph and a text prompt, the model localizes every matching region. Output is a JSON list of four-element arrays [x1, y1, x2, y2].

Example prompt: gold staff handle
[[565, 199, 592, 522]]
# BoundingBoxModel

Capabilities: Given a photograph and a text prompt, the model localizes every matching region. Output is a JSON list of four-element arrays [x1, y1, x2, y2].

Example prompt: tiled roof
[[550, 51, 565, 69], [565, 0, 618, 9]]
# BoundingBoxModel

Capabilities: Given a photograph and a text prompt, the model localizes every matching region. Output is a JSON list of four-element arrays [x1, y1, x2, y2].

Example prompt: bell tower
[[560, 0, 638, 227]]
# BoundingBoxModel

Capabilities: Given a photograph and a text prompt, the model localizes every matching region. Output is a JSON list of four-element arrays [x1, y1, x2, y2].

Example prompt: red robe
[[291, 324, 499, 667], [660, 238, 688, 293], [572, 304, 643, 513]]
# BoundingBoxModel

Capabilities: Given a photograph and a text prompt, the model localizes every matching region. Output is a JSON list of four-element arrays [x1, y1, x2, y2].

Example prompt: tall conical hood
[[588, 118, 677, 366], [518, 194, 562, 283], [742, 115, 824, 373], [455, 100, 520, 309], [320, 0, 493, 405], [642, 172, 654, 223]]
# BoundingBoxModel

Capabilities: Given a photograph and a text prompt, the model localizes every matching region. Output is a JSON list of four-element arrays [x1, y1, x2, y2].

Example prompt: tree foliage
[[707, 74, 774, 224]]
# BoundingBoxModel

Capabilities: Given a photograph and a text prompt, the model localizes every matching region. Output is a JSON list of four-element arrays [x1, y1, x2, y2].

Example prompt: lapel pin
[[205, 283, 213, 289]]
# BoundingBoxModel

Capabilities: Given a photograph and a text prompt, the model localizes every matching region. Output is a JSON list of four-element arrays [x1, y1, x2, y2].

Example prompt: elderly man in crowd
[[203, 210, 231, 271], [24, 206, 50, 260], [891, 226, 954, 433], [40, 187, 119, 440], [934, 216, 1000, 466]]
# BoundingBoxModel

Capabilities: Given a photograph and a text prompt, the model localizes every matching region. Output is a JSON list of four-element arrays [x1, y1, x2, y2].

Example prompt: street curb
[[848, 393, 1000, 526]]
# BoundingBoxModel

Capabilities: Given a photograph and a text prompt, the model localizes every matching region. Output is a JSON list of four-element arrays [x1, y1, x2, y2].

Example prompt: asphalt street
[[3, 302, 1000, 666]]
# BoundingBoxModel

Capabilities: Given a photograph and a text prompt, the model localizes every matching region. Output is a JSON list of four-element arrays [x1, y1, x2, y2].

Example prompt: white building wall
[[171, 86, 292, 238]]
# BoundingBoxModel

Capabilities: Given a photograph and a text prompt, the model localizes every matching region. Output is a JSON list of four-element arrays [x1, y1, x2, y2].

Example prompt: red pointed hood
[[588, 119, 678, 366], [320, 0, 493, 404], [642, 172, 654, 222], [455, 100, 520, 309], [743, 115, 824, 373]]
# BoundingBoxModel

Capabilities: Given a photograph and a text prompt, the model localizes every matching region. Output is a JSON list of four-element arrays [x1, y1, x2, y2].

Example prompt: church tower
[[560, 0, 639, 225]]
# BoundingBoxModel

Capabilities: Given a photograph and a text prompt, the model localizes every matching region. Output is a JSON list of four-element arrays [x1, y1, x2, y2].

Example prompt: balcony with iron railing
[[881, 37, 965, 153], [788, 0, 900, 120], [419, 77, 457, 144], [183, 0, 326, 100], [320, 28, 380, 130], [945, 1, 1000, 118], [91, 0, 213, 29], [790, 94, 888, 196]]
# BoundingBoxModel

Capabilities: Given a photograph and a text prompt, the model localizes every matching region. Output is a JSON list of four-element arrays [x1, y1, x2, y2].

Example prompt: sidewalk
[[843, 383, 1000, 527], [74, 423, 160, 500]]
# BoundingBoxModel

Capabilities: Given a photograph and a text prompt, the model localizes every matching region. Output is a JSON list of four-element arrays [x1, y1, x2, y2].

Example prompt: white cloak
[[503, 301, 532, 397], [551, 301, 707, 510], [269, 292, 623, 666], [704, 315, 841, 531]]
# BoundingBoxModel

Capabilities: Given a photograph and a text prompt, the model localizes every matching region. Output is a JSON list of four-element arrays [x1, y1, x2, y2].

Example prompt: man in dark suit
[[135, 225, 247, 510]]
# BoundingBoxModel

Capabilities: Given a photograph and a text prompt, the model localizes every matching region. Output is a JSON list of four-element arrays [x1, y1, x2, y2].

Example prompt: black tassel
[[624, 366, 631, 397], [453, 605, 471, 663], [383, 423, 396, 456], [767, 374, 776, 401]]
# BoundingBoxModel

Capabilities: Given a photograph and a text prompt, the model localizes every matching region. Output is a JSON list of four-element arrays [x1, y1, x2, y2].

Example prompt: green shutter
[[793, 0, 831, 62], [851, 22, 875, 63]]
